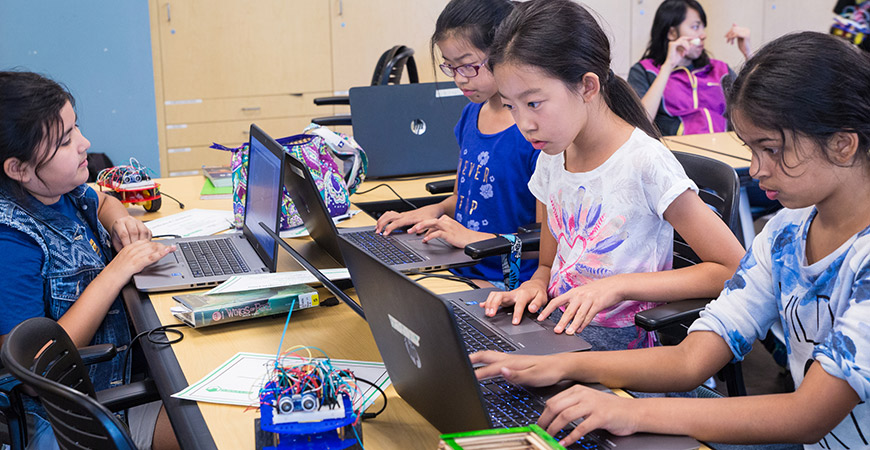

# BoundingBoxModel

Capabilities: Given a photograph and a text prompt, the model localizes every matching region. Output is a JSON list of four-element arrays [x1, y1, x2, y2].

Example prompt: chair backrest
[[672, 151, 741, 268], [371, 45, 419, 86], [0, 318, 136, 450]]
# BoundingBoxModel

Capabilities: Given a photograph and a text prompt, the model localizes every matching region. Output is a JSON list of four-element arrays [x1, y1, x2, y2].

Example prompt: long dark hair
[[0, 71, 75, 200], [728, 31, 870, 173], [642, 0, 710, 68], [430, 0, 514, 64], [488, 0, 659, 138]]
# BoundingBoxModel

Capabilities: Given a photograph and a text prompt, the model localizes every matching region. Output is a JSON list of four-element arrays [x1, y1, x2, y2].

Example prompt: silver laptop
[[349, 82, 469, 178], [134, 124, 284, 292], [283, 152, 475, 273], [338, 236, 701, 450]]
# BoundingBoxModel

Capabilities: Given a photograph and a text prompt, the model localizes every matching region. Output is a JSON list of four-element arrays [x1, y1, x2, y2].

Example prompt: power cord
[[355, 376, 387, 420], [122, 324, 187, 377], [408, 271, 480, 290], [353, 183, 419, 211], [159, 191, 185, 209]]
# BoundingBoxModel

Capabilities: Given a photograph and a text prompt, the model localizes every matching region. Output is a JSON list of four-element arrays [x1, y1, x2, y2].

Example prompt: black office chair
[[312, 45, 419, 127], [0, 317, 161, 450], [461, 151, 747, 396]]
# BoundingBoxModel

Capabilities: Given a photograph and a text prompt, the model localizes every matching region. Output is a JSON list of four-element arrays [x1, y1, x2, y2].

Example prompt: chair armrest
[[78, 343, 117, 365], [425, 179, 455, 194], [634, 299, 709, 331], [518, 222, 541, 233], [313, 96, 350, 106], [464, 231, 540, 259], [311, 115, 352, 127], [96, 378, 160, 412]]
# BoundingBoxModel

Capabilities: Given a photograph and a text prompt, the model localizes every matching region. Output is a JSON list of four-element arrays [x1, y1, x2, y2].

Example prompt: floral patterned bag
[[210, 125, 367, 230]]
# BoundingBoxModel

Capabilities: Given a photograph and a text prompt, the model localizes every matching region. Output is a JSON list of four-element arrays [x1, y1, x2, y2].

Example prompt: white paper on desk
[[172, 352, 390, 413], [145, 209, 233, 238], [279, 209, 361, 238], [205, 269, 351, 295]]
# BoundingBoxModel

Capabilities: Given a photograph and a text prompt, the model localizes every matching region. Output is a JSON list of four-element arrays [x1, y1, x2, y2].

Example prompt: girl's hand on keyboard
[[481, 279, 549, 325], [537, 277, 626, 335], [538, 384, 637, 446], [469, 351, 566, 387], [105, 240, 176, 280], [376, 203, 442, 236], [411, 215, 490, 248], [110, 215, 153, 251]]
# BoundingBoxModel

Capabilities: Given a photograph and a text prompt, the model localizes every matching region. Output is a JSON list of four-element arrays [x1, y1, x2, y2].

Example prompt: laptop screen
[[242, 127, 284, 271]]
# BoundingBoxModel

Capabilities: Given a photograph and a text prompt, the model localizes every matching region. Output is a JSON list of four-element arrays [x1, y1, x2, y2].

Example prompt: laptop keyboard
[[179, 239, 250, 278], [453, 307, 518, 353], [343, 231, 424, 265], [480, 377, 606, 450]]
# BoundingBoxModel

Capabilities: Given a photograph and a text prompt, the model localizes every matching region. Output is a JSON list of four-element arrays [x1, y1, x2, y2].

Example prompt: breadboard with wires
[[258, 346, 362, 438], [95, 158, 156, 190]]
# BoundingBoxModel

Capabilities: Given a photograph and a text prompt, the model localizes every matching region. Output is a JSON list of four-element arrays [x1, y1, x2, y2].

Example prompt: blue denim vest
[[0, 185, 131, 391]]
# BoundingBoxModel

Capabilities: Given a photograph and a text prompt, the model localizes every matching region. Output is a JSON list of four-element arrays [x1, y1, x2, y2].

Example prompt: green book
[[171, 285, 319, 328], [200, 177, 233, 199]]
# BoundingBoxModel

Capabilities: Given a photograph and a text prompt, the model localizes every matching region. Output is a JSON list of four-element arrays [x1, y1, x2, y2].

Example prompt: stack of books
[[172, 284, 319, 328], [200, 166, 233, 199]]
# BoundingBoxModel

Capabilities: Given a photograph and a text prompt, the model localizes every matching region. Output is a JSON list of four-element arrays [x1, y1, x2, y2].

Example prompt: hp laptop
[[134, 124, 284, 292], [338, 235, 589, 356], [283, 152, 474, 273], [338, 236, 701, 450], [349, 82, 469, 178]]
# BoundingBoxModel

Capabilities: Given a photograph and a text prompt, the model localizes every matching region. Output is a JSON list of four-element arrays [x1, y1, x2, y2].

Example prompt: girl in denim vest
[[628, 0, 751, 136], [0, 71, 177, 449]]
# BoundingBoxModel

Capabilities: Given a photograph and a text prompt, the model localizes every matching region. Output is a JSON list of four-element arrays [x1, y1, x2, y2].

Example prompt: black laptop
[[349, 82, 469, 178], [283, 152, 474, 273], [338, 236, 702, 450]]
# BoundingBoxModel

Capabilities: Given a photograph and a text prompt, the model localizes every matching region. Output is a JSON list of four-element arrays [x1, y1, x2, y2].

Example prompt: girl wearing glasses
[[376, 0, 541, 289]]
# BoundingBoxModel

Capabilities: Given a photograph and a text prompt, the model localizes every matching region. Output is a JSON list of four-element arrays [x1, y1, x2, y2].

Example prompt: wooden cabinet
[[149, 0, 334, 176]]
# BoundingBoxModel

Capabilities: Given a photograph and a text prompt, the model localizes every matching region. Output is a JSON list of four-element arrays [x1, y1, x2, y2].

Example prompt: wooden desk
[[123, 174, 461, 450], [124, 174, 711, 450], [662, 132, 756, 247]]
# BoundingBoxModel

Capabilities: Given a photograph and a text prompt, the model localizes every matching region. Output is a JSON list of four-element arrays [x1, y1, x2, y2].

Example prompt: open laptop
[[283, 151, 474, 273], [338, 236, 701, 449], [134, 124, 284, 292], [349, 82, 469, 178], [338, 235, 589, 355], [259, 221, 365, 319]]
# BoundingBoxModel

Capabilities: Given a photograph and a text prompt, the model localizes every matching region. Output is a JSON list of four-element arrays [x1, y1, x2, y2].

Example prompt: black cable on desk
[[408, 271, 479, 290], [356, 376, 387, 420], [122, 324, 187, 378], [353, 183, 419, 211]]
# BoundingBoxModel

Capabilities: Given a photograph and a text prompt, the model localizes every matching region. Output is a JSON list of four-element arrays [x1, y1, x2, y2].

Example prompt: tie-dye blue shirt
[[689, 207, 870, 448]]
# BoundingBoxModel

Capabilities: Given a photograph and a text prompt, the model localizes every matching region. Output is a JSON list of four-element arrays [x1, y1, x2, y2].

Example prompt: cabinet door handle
[[166, 3, 171, 22], [241, 107, 261, 112]]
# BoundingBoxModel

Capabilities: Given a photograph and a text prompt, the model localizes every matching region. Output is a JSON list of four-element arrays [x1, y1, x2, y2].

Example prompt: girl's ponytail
[[489, 0, 659, 139], [604, 72, 662, 139]]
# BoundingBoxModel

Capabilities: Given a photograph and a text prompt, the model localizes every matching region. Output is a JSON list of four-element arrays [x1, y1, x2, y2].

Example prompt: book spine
[[190, 291, 319, 327]]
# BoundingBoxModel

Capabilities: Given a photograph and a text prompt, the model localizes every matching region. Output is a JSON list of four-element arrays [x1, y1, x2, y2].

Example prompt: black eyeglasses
[[439, 59, 488, 78]]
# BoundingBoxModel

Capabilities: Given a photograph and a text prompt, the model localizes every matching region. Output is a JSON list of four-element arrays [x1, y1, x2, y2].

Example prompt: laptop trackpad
[[485, 310, 547, 335], [152, 250, 181, 267], [403, 235, 456, 254]]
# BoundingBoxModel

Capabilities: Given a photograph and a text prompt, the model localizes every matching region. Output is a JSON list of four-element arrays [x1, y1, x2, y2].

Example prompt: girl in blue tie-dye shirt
[[471, 31, 870, 449]]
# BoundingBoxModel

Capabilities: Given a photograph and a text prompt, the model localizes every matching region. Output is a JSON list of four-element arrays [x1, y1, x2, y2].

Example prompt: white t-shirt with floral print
[[528, 128, 697, 328]]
